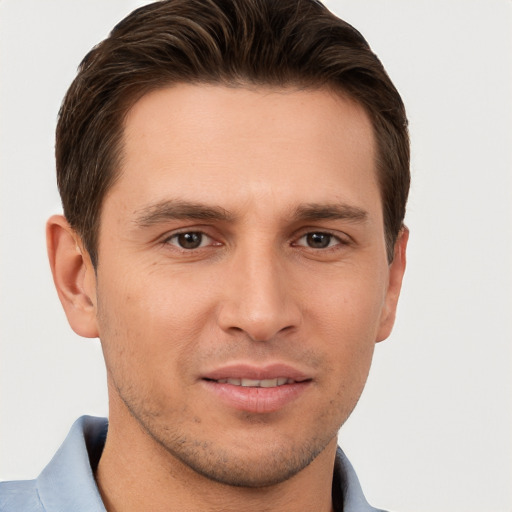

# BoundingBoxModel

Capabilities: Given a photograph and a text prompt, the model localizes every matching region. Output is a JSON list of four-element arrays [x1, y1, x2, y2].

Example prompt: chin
[[168, 437, 330, 488]]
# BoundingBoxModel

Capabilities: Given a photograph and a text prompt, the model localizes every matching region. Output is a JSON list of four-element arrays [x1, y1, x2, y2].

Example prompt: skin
[[47, 85, 407, 512]]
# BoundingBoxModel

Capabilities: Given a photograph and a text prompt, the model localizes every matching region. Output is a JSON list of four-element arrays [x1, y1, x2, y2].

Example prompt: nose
[[217, 244, 302, 342]]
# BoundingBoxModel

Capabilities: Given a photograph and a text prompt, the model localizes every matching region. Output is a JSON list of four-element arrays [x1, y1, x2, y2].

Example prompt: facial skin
[[47, 84, 407, 512]]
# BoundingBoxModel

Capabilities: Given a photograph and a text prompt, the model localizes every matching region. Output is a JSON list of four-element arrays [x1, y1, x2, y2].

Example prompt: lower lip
[[201, 380, 311, 414]]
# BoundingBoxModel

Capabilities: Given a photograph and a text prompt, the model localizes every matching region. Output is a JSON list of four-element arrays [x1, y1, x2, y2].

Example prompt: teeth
[[216, 378, 294, 387], [240, 378, 259, 387]]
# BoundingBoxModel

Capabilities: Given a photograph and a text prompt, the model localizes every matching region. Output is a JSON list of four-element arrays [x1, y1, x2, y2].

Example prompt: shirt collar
[[37, 416, 107, 512]]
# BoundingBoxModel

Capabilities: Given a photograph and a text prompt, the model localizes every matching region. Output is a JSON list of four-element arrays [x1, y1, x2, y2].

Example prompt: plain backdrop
[[1, 1, 511, 511]]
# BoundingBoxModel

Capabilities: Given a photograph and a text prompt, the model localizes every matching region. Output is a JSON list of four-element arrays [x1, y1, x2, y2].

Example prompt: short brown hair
[[56, 0, 409, 266]]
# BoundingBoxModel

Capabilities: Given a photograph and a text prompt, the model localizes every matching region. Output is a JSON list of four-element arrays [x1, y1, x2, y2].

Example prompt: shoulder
[[0, 479, 44, 512], [0, 416, 108, 512]]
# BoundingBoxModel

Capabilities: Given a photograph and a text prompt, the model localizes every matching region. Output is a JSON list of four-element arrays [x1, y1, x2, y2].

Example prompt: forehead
[[110, 84, 379, 220]]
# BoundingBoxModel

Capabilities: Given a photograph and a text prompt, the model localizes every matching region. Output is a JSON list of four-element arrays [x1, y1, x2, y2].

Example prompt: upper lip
[[201, 363, 312, 382]]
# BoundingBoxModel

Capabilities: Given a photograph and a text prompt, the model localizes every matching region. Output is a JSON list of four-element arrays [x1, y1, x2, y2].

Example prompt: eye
[[166, 231, 213, 249], [295, 232, 342, 249]]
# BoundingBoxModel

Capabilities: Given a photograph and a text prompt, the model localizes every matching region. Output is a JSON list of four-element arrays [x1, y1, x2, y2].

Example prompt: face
[[88, 85, 405, 487]]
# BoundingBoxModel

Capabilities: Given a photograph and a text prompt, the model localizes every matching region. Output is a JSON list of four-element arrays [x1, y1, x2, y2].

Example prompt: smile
[[212, 378, 296, 387]]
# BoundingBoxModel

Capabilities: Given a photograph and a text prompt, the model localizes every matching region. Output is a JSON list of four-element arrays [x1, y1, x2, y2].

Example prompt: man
[[0, 0, 409, 510]]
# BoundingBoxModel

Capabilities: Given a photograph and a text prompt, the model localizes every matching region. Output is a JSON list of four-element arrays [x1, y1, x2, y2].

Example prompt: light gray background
[[1, 1, 511, 511]]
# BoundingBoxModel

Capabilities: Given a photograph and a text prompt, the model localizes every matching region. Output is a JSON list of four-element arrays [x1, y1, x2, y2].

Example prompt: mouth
[[201, 364, 312, 413], [206, 377, 299, 387]]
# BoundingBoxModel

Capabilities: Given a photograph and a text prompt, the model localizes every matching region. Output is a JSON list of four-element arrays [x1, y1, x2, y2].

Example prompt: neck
[[96, 399, 336, 512]]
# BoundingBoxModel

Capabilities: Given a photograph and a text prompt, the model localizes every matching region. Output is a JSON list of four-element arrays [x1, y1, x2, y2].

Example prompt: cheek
[[303, 267, 386, 392], [306, 267, 388, 341], [95, 265, 214, 378]]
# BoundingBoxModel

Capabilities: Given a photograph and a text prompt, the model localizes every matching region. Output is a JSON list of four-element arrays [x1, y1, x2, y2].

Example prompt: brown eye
[[169, 232, 206, 249], [305, 232, 333, 249], [179, 232, 202, 248]]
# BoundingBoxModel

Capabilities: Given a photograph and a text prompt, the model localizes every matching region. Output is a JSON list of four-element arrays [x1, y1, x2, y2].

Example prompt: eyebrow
[[292, 203, 368, 223], [133, 199, 368, 227], [134, 200, 234, 227]]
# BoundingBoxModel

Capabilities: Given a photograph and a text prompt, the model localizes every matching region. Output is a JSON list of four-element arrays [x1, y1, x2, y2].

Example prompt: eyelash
[[163, 231, 218, 251], [293, 232, 348, 251], [162, 230, 349, 252]]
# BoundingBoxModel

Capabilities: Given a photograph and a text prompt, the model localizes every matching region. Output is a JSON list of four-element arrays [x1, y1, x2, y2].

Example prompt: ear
[[376, 227, 409, 343], [46, 215, 99, 338]]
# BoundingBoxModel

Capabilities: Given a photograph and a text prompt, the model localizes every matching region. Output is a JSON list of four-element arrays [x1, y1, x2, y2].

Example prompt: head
[[56, 0, 409, 268], [48, 0, 410, 493]]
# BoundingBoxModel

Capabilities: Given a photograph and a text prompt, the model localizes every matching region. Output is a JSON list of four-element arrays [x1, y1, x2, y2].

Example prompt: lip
[[202, 363, 311, 382], [201, 363, 312, 414]]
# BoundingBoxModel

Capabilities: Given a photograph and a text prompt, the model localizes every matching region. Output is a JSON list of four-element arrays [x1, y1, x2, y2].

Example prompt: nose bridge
[[218, 237, 300, 341]]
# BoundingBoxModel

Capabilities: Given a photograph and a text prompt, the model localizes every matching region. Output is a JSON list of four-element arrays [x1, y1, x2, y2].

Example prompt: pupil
[[307, 233, 330, 248], [178, 232, 202, 249]]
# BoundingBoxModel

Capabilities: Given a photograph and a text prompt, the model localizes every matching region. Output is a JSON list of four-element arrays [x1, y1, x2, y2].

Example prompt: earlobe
[[376, 227, 409, 343], [46, 215, 99, 338]]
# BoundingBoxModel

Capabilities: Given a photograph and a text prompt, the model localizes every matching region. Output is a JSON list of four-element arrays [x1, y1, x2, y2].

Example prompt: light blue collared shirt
[[0, 416, 386, 512]]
